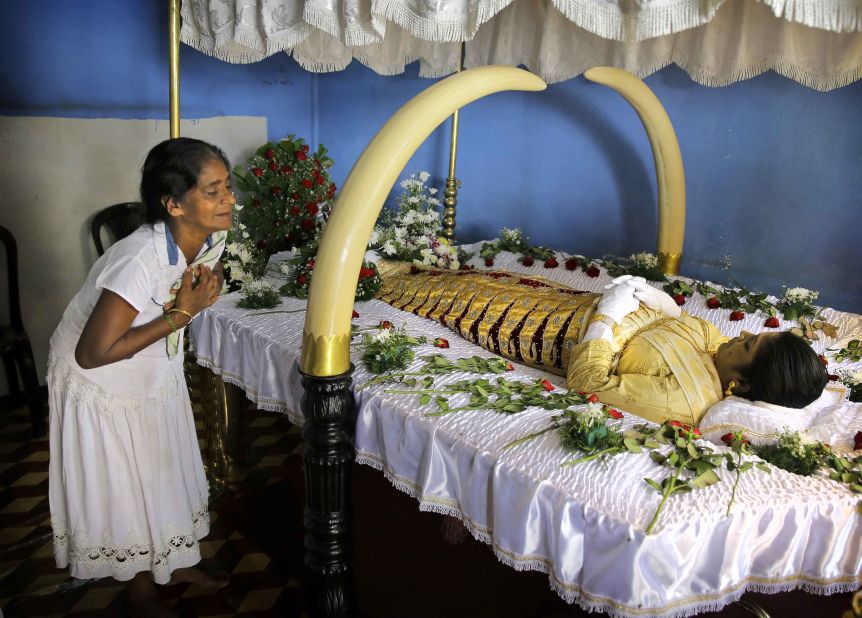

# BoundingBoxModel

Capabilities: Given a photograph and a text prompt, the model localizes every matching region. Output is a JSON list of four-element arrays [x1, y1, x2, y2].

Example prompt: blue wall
[[3, 1, 861, 312]]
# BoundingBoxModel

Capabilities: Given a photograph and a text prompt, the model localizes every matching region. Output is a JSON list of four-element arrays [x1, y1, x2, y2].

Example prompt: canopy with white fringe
[[182, 0, 862, 90]]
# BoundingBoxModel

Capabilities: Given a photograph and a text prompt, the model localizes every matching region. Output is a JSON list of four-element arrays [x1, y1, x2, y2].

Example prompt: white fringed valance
[[181, 0, 862, 90]]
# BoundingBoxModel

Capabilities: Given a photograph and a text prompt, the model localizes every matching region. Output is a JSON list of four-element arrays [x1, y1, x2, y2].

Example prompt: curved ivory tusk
[[583, 67, 686, 276], [300, 66, 547, 376]]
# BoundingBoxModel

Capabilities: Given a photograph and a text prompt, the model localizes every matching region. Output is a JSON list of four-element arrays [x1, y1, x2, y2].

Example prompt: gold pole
[[169, 0, 181, 138], [441, 44, 465, 242]]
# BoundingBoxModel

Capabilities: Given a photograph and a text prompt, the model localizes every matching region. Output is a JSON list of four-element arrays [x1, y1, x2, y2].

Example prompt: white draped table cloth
[[189, 248, 862, 617]]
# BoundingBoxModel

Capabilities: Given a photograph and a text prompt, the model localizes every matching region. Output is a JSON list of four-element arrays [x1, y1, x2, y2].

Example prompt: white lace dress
[[48, 223, 213, 584]]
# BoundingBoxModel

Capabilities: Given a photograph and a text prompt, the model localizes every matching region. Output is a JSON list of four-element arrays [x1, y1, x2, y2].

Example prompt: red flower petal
[[607, 409, 624, 420], [251, 167, 264, 177], [673, 294, 686, 306], [670, 420, 683, 428], [540, 379, 555, 392], [505, 362, 514, 371], [565, 258, 579, 271], [544, 257, 558, 268], [764, 316, 780, 328], [521, 256, 534, 267], [706, 297, 720, 309], [720, 433, 734, 444], [378, 320, 392, 329], [352, 310, 359, 319], [586, 265, 600, 278], [484, 257, 494, 267], [433, 338, 450, 349], [264, 148, 276, 159], [587, 393, 599, 404], [729, 311, 745, 321], [854, 431, 862, 451]]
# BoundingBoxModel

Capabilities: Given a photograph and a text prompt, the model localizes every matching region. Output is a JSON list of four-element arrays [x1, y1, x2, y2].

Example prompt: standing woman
[[48, 138, 234, 616]]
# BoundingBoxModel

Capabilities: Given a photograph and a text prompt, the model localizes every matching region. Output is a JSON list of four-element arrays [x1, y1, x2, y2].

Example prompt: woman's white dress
[[48, 222, 213, 584]]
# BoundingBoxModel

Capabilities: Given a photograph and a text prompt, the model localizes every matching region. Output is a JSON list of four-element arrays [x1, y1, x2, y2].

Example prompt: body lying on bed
[[375, 262, 828, 428]]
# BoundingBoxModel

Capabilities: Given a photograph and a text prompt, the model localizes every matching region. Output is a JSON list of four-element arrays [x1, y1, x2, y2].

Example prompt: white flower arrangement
[[783, 287, 819, 304], [840, 369, 862, 387], [370, 171, 458, 270], [630, 252, 659, 270], [237, 280, 281, 309], [499, 227, 524, 249]]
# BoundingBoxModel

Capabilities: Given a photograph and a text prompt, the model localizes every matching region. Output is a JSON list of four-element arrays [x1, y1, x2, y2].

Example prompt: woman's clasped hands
[[165, 265, 222, 323]]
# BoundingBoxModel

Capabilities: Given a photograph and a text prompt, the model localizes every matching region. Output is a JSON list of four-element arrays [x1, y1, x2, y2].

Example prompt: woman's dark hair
[[740, 331, 828, 408], [140, 138, 230, 223]]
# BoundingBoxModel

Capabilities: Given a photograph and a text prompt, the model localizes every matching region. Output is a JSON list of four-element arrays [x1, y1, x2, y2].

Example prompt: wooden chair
[[90, 202, 147, 256], [0, 225, 45, 436]]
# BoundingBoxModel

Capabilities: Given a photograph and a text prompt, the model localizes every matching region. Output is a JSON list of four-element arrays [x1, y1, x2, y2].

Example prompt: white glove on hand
[[597, 282, 640, 324], [627, 279, 682, 318]]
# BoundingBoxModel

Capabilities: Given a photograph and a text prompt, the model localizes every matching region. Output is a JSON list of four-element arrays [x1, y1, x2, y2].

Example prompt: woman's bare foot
[[128, 572, 178, 618], [168, 565, 229, 589]]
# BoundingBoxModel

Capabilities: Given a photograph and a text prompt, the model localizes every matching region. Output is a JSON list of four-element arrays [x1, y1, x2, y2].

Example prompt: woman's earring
[[724, 381, 736, 397]]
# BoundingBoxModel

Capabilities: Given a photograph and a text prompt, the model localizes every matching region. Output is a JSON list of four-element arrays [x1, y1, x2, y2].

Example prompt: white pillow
[[699, 385, 849, 447]]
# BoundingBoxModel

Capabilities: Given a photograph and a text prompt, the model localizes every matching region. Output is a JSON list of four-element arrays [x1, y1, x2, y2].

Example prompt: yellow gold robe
[[376, 263, 727, 426], [567, 307, 727, 426]]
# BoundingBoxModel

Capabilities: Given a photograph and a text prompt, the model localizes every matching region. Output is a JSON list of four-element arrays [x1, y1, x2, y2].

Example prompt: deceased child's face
[[714, 331, 781, 390]]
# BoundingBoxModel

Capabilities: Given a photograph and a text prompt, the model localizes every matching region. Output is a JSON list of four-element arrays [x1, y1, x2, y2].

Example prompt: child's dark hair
[[140, 138, 230, 223], [740, 331, 828, 408]]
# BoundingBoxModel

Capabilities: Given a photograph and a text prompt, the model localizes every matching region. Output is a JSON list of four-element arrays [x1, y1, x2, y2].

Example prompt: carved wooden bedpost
[[300, 368, 357, 616]]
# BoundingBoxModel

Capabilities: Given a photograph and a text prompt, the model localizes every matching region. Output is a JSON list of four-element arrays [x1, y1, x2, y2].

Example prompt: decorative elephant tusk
[[300, 66, 547, 377]]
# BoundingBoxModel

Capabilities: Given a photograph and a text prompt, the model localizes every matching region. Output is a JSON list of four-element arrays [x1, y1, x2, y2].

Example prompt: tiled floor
[[0, 399, 856, 617]]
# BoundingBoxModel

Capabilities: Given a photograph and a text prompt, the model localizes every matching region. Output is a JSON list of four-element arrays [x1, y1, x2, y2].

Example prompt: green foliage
[[754, 430, 833, 476]]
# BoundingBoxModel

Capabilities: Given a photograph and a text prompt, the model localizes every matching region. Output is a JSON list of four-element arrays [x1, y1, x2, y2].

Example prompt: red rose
[[256, 239, 267, 249], [729, 310, 745, 321], [764, 316, 780, 328], [521, 256, 535, 267], [506, 362, 514, 371], [720, 432, 734, 445], [297, 274, 307, 285], [296, 151, 308, 161], [460, 264, 475, 270], [540, 379, 555, 392], [306, 204, 319, 216], [854, 431, 862, 451], [379, 320, 393, 329], [484, 257, 494, 267], [692, 427, 702, 437], [264, 148, 276, 159], [670, 420, 683, 428], [352, 309, 360, 319], [673, 294, 686, 306], [251, 167, 264, 177], [302, 219, 315, 230], [290, 207, 300, 216], [316, 176, 324, 185], [302, 179, 313, 189], [564, 257, 579, 271], [301, 144, 309, 153], [587, 394, 599, 404], [268, 161, 278, 171], [544, 257, 559, 268], [578, 391, 587, 396], [281, 165, 293, 175], [586, 265, 600, 278], [329, 183, 337, 192], [706, 297, 721, 309], [314, 158, 321, 168], [292, 192, 300, 201], [270, 186, 282, 196], [359, 267, 376, 279], [607, 409, 624, 420], [433, 338, 450, 349], [818, 354, 829, 366]]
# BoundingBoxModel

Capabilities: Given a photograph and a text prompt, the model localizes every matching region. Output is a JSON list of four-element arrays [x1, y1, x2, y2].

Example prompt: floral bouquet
[[369, 171, 460, 270], [237, 280, 281, 309], [778, 287, 819, 321], [224, 135, 336, 286]]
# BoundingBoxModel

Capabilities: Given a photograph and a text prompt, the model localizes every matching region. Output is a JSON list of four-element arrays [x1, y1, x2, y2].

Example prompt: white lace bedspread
[[189, 247, 862, 617]]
